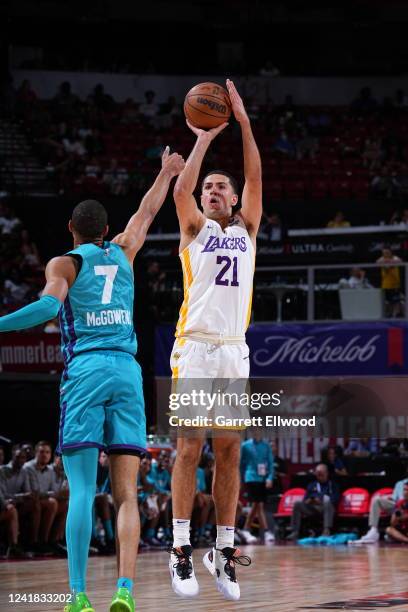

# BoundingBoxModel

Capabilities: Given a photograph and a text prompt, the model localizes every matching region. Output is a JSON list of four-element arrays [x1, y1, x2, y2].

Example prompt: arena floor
[[1, 544, 408, 611]]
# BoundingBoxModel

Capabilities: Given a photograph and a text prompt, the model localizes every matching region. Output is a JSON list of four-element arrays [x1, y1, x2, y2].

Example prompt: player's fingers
[[214, 122, 229, 134], [162, 145, 170, 160]]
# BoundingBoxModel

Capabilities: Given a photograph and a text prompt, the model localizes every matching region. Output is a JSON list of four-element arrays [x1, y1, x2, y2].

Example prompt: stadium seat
[[274, 488, 306, 518], [337, 487, 370, 517]]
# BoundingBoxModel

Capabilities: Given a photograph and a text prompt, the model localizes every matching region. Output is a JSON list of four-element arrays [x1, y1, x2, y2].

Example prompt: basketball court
[[1, 545, 407, 611]]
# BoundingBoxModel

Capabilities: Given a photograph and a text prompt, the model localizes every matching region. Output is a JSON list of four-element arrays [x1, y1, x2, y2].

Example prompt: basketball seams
[[185, 100, 229, 119]]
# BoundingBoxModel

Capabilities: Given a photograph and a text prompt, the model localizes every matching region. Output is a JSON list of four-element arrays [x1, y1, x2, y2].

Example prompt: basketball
[[184, 82, 231, 129]]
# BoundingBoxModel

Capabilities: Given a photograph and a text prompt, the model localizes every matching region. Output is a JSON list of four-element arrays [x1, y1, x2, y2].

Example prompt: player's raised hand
[[226, 79, 249, 124], [161, 146, 185, 177], [186, 119, 229, 142]]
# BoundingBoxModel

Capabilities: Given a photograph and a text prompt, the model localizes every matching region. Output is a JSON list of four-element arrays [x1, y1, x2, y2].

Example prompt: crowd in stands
[[1, 436, 408, 560], [0, 202, 44, 317], [6, 80, 408, 206]]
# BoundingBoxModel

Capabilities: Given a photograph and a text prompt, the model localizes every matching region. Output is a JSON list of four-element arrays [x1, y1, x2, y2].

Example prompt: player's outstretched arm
[[226, 79, 262, 238], [111, 147, 185, 261], [0, 257, 75, 332], [173, 121, 228, 237]]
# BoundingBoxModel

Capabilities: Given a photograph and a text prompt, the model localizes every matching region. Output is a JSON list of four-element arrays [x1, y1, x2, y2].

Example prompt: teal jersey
[[59, 241, 136, 364]]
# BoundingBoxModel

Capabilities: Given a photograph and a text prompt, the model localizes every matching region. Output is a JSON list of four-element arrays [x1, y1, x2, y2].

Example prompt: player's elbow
[[173, 182, 191, 202]]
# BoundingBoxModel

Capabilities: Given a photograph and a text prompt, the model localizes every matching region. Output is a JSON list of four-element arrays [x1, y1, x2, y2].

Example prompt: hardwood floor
[[1, 544, 408, 611]]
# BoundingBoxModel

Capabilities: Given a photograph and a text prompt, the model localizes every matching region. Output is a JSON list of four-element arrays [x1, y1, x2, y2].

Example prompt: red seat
[[268, 180, 283, 200], [284, 180, 305, 200], [338, 488, 370, 517], [274, 488, 306, 518], [329, 179, 351, 199], [351, 179, 370, 200], [310, 178, 329, 199], [370, 488, 394, 517]]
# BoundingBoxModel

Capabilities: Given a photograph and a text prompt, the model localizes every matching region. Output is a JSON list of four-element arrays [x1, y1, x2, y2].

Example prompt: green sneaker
[[110, 587, 135, 612], [63, 592, 94, 612]]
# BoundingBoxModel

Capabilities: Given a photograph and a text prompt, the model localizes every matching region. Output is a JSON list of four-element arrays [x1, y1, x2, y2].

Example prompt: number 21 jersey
[[176, 217, 255, 339], [59, 241, 136, 365]]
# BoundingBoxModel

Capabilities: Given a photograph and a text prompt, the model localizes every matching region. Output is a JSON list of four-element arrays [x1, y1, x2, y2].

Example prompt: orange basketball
[[184, 82, 231, 129]]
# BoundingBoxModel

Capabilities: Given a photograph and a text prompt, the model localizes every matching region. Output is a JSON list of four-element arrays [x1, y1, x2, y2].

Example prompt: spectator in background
[[121, 98, 140, 124], [390, 208, 408, 225], [20, 442, 34, 462], [53, 82, 79, 121], [362, 138, 383, 170], [102, 158, 129, 196], [139, 90, 159, 125], [62, 129, 86, 158], [287, 464, 340, 540], [138, 455, 161, 547], [0, 448, 41, 555], [0, 205, 21, 236], [148, 451, 172, 544], [259, 59, 280, 77], [16, 79, 37, 113], [158, 96, 181, 129], [273, 130, 296, 157], [270, 439, 287, 494], [351, 87, 378, 114], [324, 447, 347, 478], [0, 446, 5, 466], [351, 466, 408, 545], [338, 267, 372, 289], [146, 136, 165, 160], [327, 211, 350, 229], [84, 156, 102, 179], [4, 270, 30, 305], [93, 451, 115, 554], [377, 247, 404, 318], [0, 489, 24, 558], [88, 84, 115, 113], [345, 437, 378, 456], [262, 212, 284, 242], [44, 317, 60, 333], [386, 483, 408, 544], [23, 441, 61, 554], [240, 433, 275, 544], [371, 167, 399, 199]]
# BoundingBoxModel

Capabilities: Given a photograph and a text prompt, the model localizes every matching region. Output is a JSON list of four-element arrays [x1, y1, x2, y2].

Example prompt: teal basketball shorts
[[58, 351, 146, 455]]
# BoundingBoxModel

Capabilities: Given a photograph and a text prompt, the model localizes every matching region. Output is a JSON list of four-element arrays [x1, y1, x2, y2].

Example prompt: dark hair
[[35, 440, 52, 451], [202, 169, 239, 195], [71, 200, 108, 239]]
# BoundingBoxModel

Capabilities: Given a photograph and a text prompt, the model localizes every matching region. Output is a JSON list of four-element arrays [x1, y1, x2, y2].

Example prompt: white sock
[[216, 525, 235, 550], [172, 519, 191, 547]]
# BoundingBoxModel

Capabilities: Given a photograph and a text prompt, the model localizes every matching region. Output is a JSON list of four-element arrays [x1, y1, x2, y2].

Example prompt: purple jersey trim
[[106, 444, 147, 453], [61, 442, 105, 451]]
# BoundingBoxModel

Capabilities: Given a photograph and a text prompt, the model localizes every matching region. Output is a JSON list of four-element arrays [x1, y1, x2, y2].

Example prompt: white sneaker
[[169, 545, 199, 598], [348, 527, 379, 546], [264, 530, 275, 544], [203, 547, 251, 601], [238, 528, 258, 544]]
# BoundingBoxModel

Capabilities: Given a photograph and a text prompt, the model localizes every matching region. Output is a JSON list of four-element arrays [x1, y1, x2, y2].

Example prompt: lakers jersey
[[59, 241, 136, 365], [176, 217, 255, 338]]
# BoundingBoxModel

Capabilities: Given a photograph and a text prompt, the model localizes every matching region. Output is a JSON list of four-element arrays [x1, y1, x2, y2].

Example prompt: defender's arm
[[0, 257, 75, 332], [112, 147, 185, 261]]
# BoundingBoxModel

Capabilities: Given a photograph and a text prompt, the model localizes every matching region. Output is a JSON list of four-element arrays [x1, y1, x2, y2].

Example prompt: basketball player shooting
[[169, 80, 262, 601], [0, 147, 185, 612]]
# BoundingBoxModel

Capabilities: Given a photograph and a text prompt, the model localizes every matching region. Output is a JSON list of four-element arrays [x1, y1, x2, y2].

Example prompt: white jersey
[[175, 216, 255, 339]]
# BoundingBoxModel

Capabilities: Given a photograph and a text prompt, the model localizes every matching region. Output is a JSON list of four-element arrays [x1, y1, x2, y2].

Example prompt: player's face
[[201, 174, 238, 220]]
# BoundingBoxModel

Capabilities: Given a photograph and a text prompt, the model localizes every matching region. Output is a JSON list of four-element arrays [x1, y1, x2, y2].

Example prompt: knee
[[214, 440, 240, 466], [177, 441, 202, 467], [44, 497, 58, 511]]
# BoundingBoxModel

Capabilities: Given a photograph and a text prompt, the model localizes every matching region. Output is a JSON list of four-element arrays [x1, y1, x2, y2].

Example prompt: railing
[[253, 262, 408, 323]]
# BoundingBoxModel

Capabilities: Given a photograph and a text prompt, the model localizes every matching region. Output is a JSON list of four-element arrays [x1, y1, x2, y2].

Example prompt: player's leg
[[105, 353, 147, 611], [169, 433, 204, 597], [63, 447, 98, 612], [385, 525, 408, 543], [108, 453, 140, 612], [203, 434, 251, 601]]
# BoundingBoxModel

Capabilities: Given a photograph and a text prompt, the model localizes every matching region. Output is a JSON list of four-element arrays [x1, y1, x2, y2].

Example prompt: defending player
[[0, 147, 185, 612], [169, 80, 262, 601]]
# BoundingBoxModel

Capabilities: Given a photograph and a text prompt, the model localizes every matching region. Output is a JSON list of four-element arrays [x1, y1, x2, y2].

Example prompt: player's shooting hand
[[226, 79, 249, 124], [186, 120, 229, 142], [161, 146, 186, 177]]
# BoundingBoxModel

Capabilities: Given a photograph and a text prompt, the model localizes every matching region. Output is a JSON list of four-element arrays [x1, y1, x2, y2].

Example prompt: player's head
[[69, 199, 108, 244], [201, 170, 239, 220]]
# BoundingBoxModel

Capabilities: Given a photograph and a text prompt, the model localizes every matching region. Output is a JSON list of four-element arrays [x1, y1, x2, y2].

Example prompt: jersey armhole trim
[[178, 216, 208, 258]]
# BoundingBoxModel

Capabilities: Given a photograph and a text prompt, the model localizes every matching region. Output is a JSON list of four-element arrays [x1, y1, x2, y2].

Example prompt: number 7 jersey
[[176, 217, 255, 339], [59, 241, 136, 365]]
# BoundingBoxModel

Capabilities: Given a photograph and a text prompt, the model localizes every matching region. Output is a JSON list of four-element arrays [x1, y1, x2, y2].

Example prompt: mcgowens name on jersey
[[86, 310, 132, 326], [201, 235, 247, 253]]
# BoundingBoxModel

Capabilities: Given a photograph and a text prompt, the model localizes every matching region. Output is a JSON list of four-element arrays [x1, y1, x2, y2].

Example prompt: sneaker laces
[[169, 545, 194, 580], [217, 547, 251, 582]]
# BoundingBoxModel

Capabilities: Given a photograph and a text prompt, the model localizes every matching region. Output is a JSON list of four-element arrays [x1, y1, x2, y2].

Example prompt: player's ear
[[103, 225, 109, 237], [232, 194, 239, 206], [68, 219, 73, 234]]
